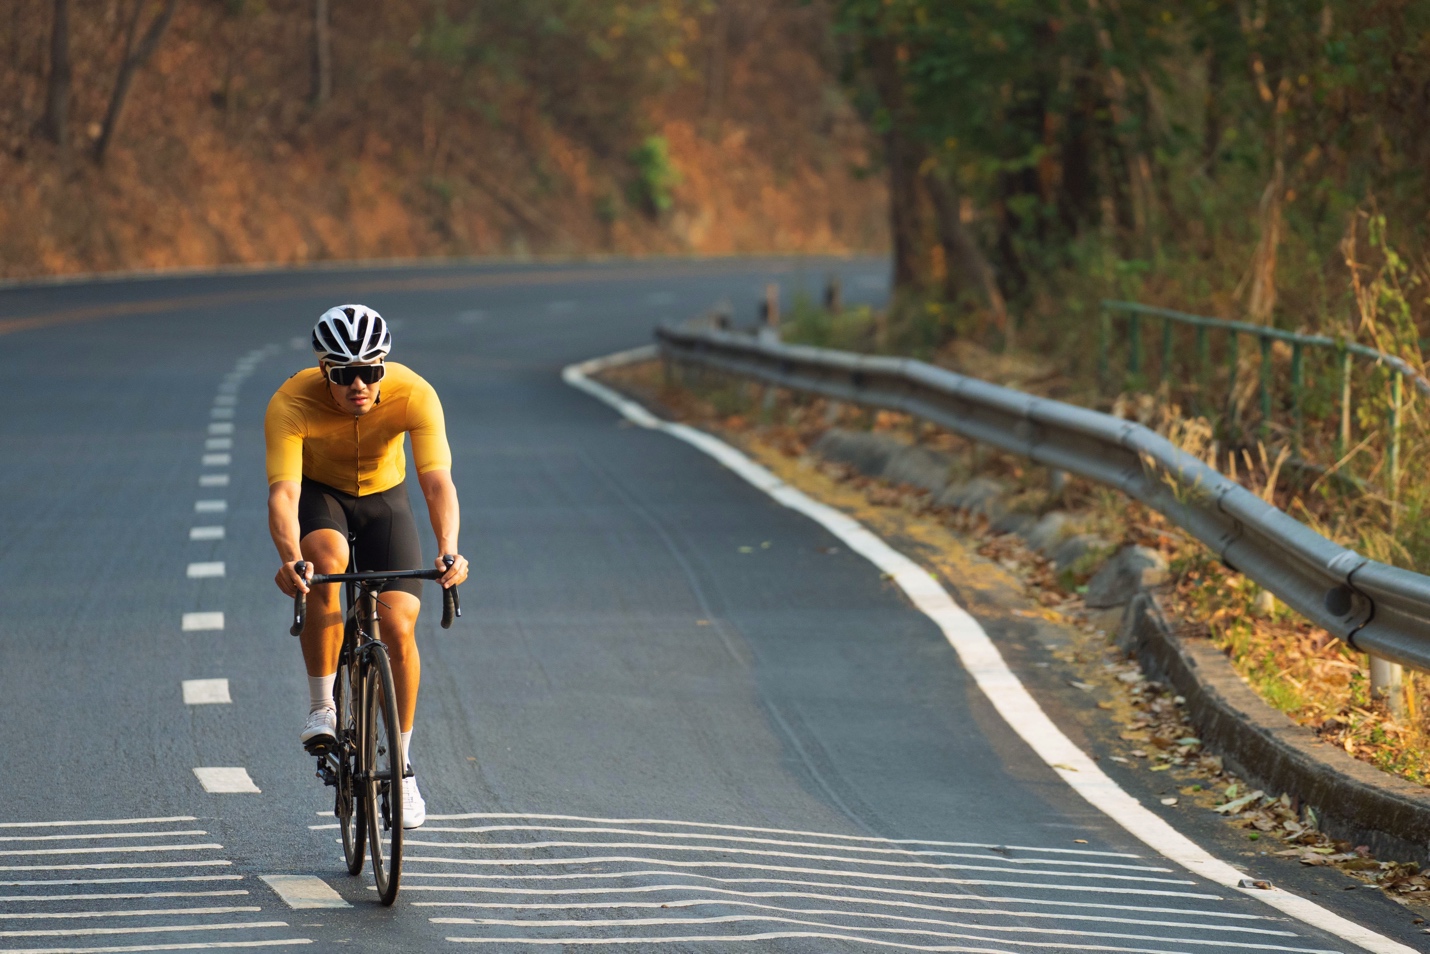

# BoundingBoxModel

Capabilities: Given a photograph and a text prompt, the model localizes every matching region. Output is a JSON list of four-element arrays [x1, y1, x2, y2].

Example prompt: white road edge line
[[562, 344, 1415, 954]]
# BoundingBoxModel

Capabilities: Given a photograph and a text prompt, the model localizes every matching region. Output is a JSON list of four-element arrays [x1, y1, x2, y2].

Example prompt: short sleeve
[[407, 378, 452, 474], [264, 391, 306, 486]]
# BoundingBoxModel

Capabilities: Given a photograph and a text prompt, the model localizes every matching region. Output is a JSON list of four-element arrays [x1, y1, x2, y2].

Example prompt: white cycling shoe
[[300, 707, 337, 750], [401, 775, 426, 829]]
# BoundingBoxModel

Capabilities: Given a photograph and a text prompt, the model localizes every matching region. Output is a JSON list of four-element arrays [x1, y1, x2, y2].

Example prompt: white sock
[[308, 673, 336, 713], [401, 730, 413, 773]]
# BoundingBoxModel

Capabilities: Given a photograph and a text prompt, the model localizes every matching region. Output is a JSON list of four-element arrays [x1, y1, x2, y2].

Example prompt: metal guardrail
[[656, 322, 1430, 677]]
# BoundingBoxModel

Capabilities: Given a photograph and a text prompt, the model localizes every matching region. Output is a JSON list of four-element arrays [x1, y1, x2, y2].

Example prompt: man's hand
[[437, 553, 469, 589], [275, 560, 314, 597]]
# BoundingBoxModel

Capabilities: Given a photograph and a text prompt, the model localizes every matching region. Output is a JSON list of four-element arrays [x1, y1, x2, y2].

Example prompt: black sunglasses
[[325, 363, 386, 386]]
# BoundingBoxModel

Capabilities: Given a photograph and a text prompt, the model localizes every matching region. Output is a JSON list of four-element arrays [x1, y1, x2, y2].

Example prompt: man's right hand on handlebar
[[276, 559, 314, 597]]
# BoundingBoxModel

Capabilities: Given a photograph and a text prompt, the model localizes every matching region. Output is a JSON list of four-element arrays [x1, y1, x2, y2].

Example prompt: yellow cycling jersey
[[264, 362, 452, 496]]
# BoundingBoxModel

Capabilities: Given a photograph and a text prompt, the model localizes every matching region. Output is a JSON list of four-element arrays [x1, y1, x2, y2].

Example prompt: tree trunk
[[926, 171, 1008, 335], [95, 0, 180, 165], [310, 0, 331, 106], [42, 0, 71, 149], [1085, 0, 1156, 246], [703, 0, 729, 120]]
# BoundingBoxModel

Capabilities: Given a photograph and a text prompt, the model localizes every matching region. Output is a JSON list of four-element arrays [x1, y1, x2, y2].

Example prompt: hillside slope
[[0, 0, 887, 278]]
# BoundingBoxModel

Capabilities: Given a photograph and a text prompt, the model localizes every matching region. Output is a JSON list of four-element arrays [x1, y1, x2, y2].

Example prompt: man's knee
[[300, 529, 350, 574]]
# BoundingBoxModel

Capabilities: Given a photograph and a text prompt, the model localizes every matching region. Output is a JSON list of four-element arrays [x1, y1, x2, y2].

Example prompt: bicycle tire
[[362, 644, 403, 905], [335, 646, 365, 875]]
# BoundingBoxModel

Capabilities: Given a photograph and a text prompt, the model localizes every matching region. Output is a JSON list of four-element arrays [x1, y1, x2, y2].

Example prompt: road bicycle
[[289, 557, 460, 905]]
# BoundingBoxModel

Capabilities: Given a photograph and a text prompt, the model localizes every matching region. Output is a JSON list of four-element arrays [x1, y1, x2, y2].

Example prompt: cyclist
[[265, 304, 469, 829]]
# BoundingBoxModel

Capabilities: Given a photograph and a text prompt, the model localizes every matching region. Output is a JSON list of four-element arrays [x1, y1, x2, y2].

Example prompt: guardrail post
[[1258, 334, 1272, 442], [1196, 325, 1210, 413], [1225, 331, 1240, 431], [1290, 342, 1304, 457], [761, 283, 781, 340], [824, 274, 842, 314], [1160, 317, 1173, 387], [1098, 308, 1110, 392], [1128, 312, 1142, 384], [1389, 372, 1403, 530], [1338, 348, 1352, 460], [1370, 655, 1406, 720]]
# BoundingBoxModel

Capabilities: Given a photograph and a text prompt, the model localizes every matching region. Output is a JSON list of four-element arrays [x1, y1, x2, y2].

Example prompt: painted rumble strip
[[259, 875, 349, 910], [563, 347, 1415, 954]]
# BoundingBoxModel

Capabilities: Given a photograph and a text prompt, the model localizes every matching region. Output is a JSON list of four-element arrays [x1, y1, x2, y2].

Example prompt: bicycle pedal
[[303, 736, 336, 757]]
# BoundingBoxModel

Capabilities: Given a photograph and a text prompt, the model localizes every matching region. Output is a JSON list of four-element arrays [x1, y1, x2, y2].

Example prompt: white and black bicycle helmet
[[312, 304, 392, 365]]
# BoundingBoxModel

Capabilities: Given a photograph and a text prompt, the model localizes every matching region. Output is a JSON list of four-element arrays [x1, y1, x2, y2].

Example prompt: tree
[[42, 0, 71, 150], [311, 0, 332, 106], [94, 0, 181, 165]]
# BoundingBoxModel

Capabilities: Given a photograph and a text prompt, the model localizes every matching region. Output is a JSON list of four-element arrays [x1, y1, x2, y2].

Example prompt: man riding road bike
[[265, 304, 469, 829]]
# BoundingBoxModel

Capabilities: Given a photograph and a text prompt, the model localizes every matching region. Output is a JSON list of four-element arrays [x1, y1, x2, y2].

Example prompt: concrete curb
[[1122, 593, 1430, 867]]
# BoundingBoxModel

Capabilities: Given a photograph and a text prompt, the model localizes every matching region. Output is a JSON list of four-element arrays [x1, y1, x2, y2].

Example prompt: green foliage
[[628, 135, 681, 216]]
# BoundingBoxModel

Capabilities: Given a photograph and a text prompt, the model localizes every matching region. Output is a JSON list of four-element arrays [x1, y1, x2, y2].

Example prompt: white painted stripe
[[213, 396, 237, 407], [0, 921, 289, 940], [182, 613, 224, 632], [0, 831, 206, 844], [194, 500, 227, 514], [416, 825, 1165, 870], [199, 474, 230, 488], [192, 768, 258, 794], [208, 422, 235, 435], [0, 907, 260, 921], [210, 408, 235, 420], [259, 875, 349, 909], [0, 862, 231, 873], [414, 892, 1294, 936], [0, 845, 222, 858], [0, 818, 196, 830], [0, 876, 242, 887], [423, 813, 1139, 859], [403, 840, 1185, 883], [425, 900, 1311, 948], [186, 562, 225, 579], [402, 870, 1259, 919], [189, 526, 225, 541], [205, 438, 233, 451], [563, 351, 1415, 954], [0, 890, 248, 902], [2, 941, 307, 954], [202, 454, 232, 467], [405, 856, 1213, 898], [307, 825, 338, 830], [182, 680, 231, 705]]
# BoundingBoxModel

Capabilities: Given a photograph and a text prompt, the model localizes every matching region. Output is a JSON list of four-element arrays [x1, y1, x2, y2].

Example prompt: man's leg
[[299, 529, 350, 701], [376, 591, 421, 737]]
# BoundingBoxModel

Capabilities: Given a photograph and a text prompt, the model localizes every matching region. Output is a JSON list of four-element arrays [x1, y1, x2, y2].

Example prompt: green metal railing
[[1098, 300, 1430, 502]]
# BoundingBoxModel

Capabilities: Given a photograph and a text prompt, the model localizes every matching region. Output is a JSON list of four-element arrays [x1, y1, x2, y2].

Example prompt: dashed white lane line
[[210, 407, 235, 420], [187, 562, 225, 579], [205, 438, 233, 451], [564, 348, 1416, 954], [0, 818, 197, 830], [0, 906, 261, 921], [195, 500, 227, 514], [0, 921, 290, 939], [202, 454, 232, 467], [259, 875, 349, 910], [0, 890, 248, 902], [0, 831, 207, 844], [190, 526, 225, 541], [199, 474, 230, 488], [0, 846, 223, 858], [182, 612, 224, 631], [182, 679, 232, 705], [192, 768, 259, 794], [208, 422, 234, 436], [0, 876, 241, 888], [213, 395, 237, 407]]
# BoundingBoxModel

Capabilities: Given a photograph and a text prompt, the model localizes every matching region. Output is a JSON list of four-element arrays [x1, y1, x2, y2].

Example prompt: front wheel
[[362, 645, 403, 905]]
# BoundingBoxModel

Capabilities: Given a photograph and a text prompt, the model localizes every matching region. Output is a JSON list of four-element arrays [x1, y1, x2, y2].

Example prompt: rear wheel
[[334, 646, 364, 875], [362, 644, 403, 905]]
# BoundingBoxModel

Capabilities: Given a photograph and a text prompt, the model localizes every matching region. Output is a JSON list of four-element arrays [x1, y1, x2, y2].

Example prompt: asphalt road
[[0, 258, 1421, 953]]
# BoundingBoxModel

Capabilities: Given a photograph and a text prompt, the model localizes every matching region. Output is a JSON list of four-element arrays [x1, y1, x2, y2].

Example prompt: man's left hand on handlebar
[[437, 553, 469, 589]]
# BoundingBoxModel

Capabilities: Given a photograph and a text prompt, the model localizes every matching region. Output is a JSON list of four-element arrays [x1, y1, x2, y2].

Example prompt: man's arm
[[418, 468, 469, 588], [268, 480, 312, 595]]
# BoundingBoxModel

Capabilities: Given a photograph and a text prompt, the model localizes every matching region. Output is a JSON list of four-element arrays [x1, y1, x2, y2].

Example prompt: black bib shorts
[[298, 477, 425, 597]]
